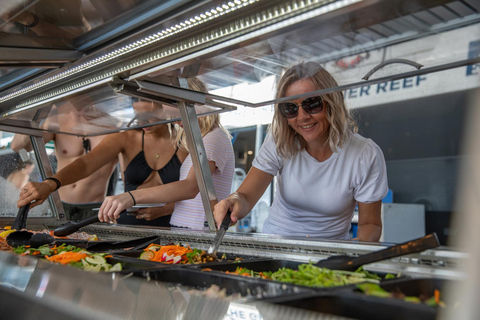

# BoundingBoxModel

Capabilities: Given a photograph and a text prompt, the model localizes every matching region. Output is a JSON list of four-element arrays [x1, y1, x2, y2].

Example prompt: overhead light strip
[[0, 0, 258, 104], [7, 0, 358, 110], [0, 78, 112, 119], [130, 0, 361, 80]]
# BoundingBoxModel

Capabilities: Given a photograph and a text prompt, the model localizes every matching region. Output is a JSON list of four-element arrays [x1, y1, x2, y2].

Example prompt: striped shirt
[[170, 127, 234, 229]]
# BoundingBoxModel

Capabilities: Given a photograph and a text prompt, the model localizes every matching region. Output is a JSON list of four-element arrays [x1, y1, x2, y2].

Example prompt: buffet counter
[[0, 223, 466, 319]]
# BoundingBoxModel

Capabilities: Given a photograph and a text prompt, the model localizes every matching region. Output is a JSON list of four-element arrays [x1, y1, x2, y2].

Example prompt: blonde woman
[[98, 78, 235, 229], [214, 62, 388, 241]]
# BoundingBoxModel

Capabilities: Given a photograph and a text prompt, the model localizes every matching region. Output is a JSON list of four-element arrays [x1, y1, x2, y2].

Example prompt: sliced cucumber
[[85, 255, 107, 265], [139, 251, 155, 260], [83, 264, 102, 272], [109, 263, 123, 272]]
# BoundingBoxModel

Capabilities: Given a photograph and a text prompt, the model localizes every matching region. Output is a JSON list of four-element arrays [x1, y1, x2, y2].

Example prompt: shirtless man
[[11, 100, 118, 221]]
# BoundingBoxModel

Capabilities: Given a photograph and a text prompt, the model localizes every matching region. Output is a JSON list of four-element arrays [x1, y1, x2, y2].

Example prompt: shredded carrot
[[202, 268, 212, 272], [434, 289, 440, 304], [45, 252, 88, 265], [144, 244, 193, 263]]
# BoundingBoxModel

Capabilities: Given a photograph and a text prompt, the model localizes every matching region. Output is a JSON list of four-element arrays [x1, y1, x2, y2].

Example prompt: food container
[[113, 249, 268, 267], [192, 259, 395, 291], [132, 267, 313, 299], [258, 277, 450, 320], [104, 255, 169, 275], [260, 291, 437, 320]]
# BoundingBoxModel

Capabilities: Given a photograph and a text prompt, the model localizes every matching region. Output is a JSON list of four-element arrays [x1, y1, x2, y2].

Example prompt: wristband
[[45, 177, 61, 191], [127, 191, 136, 206], [24, 14, 39, 28]]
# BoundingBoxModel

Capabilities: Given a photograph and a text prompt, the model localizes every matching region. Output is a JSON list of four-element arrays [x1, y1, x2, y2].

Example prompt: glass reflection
[[0, 252, 36, 292], [0, 133, 51, 217], [6, 87, 223, 136]]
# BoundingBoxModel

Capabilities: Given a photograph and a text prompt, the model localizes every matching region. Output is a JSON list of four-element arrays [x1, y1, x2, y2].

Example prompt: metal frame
[[30, 136, 65, 221], [177, 100, 218, 231]]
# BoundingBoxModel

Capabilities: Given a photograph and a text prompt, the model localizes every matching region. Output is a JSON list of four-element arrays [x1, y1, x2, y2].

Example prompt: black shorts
[[62, 202, 101, 221]]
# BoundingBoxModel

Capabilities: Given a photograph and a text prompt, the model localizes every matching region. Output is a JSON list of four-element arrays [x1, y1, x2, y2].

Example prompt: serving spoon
[[315, 233, 440, 271]]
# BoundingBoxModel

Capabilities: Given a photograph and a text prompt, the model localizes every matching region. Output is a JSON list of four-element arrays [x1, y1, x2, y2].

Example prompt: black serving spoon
[[315, 233, 440, 271]]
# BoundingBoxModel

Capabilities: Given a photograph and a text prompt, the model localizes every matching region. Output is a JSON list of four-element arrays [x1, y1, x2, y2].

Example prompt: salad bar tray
[[130, 267, 314, 299], [258, 278, 450, 320]]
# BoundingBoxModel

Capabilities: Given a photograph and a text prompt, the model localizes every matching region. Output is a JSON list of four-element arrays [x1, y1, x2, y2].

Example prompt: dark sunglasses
[[279, 96, 324, 118]]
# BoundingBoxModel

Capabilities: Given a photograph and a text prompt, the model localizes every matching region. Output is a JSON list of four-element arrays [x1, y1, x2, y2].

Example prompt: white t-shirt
[[253, 132, 388, 239], [170, 127, 235, 229]]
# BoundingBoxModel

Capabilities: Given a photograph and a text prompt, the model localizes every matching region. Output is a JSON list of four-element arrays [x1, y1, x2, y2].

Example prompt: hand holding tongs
[[207, 210, 232, 255]]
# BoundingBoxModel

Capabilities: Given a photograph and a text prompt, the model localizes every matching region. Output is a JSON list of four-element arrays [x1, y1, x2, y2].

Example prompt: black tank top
[[118, 131, 181, 227]]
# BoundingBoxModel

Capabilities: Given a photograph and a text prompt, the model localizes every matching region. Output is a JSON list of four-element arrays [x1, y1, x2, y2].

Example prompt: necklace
[[147, 134, 161, 159]]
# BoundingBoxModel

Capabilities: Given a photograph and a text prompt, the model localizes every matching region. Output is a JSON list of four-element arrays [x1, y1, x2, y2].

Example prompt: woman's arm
[[213, 167, 273, 228], [98, 160, 217, 222], [11, 132, 55, 153], [17, 132, 125, 208], [356, 201, 382, 242]]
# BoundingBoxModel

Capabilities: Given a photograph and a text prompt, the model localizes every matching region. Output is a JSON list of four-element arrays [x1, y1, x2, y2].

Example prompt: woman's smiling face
[[284, 79, 329, 146]]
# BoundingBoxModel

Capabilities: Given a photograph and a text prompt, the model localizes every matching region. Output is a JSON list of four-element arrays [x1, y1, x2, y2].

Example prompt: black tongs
[[207, 210, 232, 255], [12, 203, 31, 231], [315, 233, 440, 271], [53, 214, 101, 237]]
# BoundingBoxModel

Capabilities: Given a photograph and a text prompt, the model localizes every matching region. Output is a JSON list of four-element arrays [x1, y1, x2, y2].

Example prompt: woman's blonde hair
[[271, 61, 357, 158], [175, 77, 231, 149]]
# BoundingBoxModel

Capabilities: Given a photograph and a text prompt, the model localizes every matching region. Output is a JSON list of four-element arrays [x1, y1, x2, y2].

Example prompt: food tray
[[132, 267, 313, 299], [260, 291, 437, 320], [259, 277, 450, 320], [194, 259, 395, 291], [113, 250, 268, 267], [96, 255, 169, 275], [374, 278, 445, 297]]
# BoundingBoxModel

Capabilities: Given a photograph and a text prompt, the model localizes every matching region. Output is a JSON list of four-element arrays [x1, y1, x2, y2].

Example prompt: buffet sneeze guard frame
[[116, 79, 222, 231]]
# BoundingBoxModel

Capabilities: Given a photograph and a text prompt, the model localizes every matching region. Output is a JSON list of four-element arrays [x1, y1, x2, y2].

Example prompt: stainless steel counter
[[40, 221, 469, 280]]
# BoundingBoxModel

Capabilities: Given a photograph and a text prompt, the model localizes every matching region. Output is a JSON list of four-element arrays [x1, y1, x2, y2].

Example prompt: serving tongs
[[6, 203, 33, 247], [53, 211, 129, 236], [315, 233, 440, 271], [53, 214, 101, 237], [207, 210, 232, 255], [87, 235, 161, 253]]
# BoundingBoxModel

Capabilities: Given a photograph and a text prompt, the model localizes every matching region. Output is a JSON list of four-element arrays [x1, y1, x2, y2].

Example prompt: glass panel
[[0, 131, 52, 217], [0, 252, 334, 320], [6, 86, 225, 136], [136, 1, 480, 105], [0, 0, 143, 39]]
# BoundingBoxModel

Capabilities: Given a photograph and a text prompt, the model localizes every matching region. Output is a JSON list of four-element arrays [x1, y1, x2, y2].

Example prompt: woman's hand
[[213, 193, 244, 228], [17, 181, 56, 208], [131, 204, 174, 221], [98, 193, 134, 222]]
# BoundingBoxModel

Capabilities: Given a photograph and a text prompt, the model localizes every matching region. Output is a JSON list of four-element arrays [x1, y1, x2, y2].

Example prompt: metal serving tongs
[[315, 233, 440, 271], [207, 210, 232, 255]]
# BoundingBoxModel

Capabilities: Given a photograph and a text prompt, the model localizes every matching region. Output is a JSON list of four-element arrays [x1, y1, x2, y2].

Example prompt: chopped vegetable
[[0, 229, 16, 239], [45, 251, 89, 265], [210, 264, 384, 288], [357, 283, 445, 307], [85, 255, 107, 265], [140, 244, 235, 264], [139, 251, 155, 260]]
